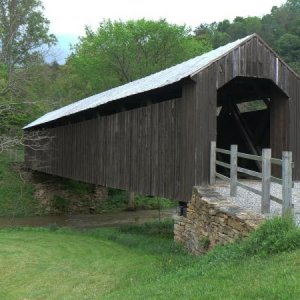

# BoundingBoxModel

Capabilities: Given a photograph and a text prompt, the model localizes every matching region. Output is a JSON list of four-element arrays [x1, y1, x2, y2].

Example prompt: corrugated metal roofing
[[24, 34, 254, 129]]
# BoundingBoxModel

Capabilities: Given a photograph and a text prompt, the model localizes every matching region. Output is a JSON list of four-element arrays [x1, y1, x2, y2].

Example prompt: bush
[[52, 195, 70, 213], [242, 217, 300, 256], [135, 194, 174, 210], [99, 189, 175, 212], [61, 178, 94, 196], [97, 188, 127, 212], [199, 236, 211, 250]]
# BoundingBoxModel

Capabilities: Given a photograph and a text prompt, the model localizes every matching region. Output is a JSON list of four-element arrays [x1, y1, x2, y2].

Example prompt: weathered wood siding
[[25, 96, 199, 201], [25, 36, 300, 201]]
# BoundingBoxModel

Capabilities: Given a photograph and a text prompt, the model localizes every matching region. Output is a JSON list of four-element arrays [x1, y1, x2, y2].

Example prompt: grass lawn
[[1, 219, 300, 299]]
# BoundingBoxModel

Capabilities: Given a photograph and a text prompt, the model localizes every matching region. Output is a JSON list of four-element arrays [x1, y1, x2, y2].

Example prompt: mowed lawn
[[1, 222, 300, 300]]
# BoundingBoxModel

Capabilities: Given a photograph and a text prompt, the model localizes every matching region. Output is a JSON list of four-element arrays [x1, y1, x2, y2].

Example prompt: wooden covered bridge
[[24, 34, 300, 203]]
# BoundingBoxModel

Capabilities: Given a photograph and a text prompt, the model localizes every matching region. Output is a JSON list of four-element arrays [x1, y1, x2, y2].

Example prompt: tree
[[0, 0, 56, 151], [277, 33, 300, 70], [66, 19, 211, 99], [194, 0, 300, 73], [261, 0, 300, 72], [0, 0, 56, 96], [195, 16, 263, 48]]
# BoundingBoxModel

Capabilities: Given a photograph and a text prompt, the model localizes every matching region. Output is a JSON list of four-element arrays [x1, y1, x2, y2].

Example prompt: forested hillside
[[195, 0, 300, 72], [1, 0, 300, 150]]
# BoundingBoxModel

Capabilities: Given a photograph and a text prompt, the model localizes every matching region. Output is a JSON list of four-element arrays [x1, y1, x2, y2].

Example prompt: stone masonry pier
[[174, 186, 265, 255]]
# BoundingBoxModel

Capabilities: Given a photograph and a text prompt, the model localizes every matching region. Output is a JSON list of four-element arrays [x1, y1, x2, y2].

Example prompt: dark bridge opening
[[216, 76, 289, 176]]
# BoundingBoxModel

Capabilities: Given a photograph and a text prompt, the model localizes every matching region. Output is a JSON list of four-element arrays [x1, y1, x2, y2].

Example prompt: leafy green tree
[[194, 22, 231, 48], [277, 33, 300, 70], [261, 0, 300, 71], [195, 16, 262, 48], [0, 0, 56, 96], [67, 19, 211, 99], [0, 0, 56, 150], [194, 0, 300, 73]]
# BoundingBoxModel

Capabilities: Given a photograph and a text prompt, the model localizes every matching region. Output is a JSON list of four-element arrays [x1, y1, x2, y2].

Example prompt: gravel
[[214, 180, 300, 226]]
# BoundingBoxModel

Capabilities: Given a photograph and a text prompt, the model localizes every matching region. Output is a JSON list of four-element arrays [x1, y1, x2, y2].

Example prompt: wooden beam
[[229, 102, 262, 171]]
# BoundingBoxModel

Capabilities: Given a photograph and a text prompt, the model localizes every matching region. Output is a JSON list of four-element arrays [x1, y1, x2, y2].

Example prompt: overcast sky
[[42, 0, 286, 63]]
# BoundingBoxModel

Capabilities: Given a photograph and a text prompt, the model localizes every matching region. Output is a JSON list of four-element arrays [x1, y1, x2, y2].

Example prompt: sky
[[42, 0, 287, 63]]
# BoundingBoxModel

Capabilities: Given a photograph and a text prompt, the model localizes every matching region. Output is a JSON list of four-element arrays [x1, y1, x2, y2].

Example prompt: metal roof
[[24, 34, 254, 129]]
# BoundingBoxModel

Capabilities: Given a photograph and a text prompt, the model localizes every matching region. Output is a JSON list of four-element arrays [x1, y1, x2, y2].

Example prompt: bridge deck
[[214, 180, 300, 226]]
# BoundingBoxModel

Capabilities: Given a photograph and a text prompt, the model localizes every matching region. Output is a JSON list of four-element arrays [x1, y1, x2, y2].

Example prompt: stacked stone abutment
[[174, 186, 265, 255]]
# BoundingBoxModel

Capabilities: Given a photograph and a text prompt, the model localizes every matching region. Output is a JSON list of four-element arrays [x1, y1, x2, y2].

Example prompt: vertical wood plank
[[261, 148, 271, 214], [282, 151, 293, 216], [230, 145, 238, 197], [210, 141, 216, 185]]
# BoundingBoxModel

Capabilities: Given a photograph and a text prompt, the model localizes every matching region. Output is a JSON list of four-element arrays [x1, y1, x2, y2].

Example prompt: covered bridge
[[24, 34, 300, 202]]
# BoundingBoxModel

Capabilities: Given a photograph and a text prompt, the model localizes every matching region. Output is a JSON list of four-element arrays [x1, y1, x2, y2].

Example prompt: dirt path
[[0, 208, 176, 229]]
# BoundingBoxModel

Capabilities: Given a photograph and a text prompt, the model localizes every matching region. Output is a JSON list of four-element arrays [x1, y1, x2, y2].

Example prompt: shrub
[[135, 195, 174, 210], [199, 236, 211, 250], [52, 195, 70, 213], [99, 189, 175, 212], [62, 178, 94, 196], [242, 217, 300, 256]]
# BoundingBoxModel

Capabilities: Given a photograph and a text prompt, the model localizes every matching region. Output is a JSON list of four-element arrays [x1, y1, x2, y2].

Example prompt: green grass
[[1, 218, 300, 299]]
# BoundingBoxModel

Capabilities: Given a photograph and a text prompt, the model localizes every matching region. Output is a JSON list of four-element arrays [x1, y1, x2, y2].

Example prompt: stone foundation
[[174, 186, 265, 255], [20, 167, 109, 214], [89, 185, 109, 213], [94, 185, 108, 202]]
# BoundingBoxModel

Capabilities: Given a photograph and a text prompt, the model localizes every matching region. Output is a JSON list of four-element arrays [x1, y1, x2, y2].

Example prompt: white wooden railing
[[210, 141, 293, 216]]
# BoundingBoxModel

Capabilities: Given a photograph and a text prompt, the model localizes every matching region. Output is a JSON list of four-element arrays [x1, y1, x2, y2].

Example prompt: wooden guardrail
[[210, 141, 293, 216]]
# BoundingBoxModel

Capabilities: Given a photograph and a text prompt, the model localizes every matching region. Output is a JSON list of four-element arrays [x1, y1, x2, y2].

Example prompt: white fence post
[[230, 145, 238, 197], [210, 141, 216, 185], [282, 151, 293, 216], [261, 148, 271, 214]]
